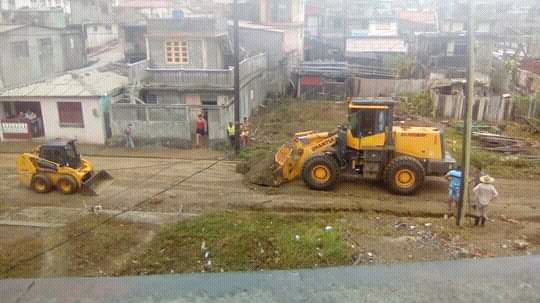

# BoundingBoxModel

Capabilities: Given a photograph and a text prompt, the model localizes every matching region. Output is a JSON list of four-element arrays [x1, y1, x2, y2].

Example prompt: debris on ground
[[520, 116, 540, 133], [452, 121, 501, 134], [473, 132, 531, 154], [500, 215, 521, 225], [513, 240, 530, 250], [237, 151, 280, 186]]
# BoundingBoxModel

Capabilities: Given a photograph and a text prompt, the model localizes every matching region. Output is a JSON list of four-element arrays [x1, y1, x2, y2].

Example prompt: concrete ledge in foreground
[[1, 255, 539, 303]]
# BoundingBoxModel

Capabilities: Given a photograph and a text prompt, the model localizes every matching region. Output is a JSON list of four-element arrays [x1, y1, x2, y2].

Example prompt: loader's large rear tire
[[57, 175, 78, 194], [384, 156, 425, 195], [31, 174, 52, 193], [302, 155, 339, 191]]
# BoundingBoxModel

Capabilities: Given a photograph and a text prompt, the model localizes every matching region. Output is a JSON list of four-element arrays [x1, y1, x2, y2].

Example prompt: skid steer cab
[[275, 97, 456, 195], [16, 140, 113, 195]]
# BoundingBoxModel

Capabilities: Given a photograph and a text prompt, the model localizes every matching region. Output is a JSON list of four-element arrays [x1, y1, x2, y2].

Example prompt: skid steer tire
[[31, 174, 52, 193], [57, 175, 78, 195], [384, 156, 425, 195], [302, 155, 339, 191]]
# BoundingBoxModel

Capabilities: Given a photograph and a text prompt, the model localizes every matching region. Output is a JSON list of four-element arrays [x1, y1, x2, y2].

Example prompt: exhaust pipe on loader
[[80, 170, 114, 196]]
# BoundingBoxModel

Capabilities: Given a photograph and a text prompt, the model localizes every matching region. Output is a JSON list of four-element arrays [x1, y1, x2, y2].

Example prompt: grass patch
[[123, 211, 354, 275], [445, 127, 540, 178]]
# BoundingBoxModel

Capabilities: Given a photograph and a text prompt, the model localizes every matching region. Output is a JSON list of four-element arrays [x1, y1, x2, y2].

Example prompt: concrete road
[[2, 255, 539, 303]]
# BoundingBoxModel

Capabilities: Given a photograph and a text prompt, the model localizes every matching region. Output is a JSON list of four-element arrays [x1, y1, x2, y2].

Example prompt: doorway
[[11, 101, 45, 137]]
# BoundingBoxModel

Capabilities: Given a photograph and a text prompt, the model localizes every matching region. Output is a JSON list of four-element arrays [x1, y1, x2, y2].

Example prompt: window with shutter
[[57, 102, 84, 128]]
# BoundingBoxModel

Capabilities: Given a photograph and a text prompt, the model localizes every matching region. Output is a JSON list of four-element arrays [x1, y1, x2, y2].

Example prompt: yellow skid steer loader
[[16, 140, 113, 195]]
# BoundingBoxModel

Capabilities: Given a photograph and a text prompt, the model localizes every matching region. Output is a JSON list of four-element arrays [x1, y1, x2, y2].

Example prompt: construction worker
[[472, 175, 498, 226], [227, 122, 235, 147], [445, 166, 462, 215]]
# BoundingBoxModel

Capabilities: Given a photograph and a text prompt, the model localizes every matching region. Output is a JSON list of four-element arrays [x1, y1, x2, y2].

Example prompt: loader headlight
[[297, 148, 304, 156]]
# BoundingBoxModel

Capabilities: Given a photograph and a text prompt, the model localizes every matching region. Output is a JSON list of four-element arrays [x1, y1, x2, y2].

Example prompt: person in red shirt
[[195, 114, 207, 147]]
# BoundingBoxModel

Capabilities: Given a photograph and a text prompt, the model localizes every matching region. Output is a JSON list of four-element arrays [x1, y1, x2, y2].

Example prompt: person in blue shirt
[[445, 166, 462, 214]]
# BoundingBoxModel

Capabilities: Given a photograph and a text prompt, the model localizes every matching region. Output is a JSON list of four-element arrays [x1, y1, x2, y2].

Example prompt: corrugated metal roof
[[0, 24, 26, 33], [346, 38, 407, 54], [0, 71, 128, 97]]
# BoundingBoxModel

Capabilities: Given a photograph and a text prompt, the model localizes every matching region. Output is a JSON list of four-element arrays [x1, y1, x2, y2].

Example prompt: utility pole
[[457, 0, 475, 226], [233, 0, 241, 154]]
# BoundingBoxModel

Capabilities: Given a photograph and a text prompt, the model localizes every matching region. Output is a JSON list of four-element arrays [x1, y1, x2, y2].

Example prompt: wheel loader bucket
[[80, 170, 114, 196], [274, 143, 300, 185]]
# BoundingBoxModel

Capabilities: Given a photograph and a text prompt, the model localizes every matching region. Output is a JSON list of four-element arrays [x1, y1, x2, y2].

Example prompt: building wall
[[237, 27, 284, 67], [86, 24, 119, 50], [41, 98, 106, 144], [63, 32, 88, 70], [282, 26, 304, 59], [0, 0, 70, 13], [0, 26, 66, 88], [110, 103, 192, 148], [70, 0, 113, 24]]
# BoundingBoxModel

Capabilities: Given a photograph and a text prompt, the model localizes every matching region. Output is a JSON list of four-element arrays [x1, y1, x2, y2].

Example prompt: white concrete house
[[0, 71, 127, 144]]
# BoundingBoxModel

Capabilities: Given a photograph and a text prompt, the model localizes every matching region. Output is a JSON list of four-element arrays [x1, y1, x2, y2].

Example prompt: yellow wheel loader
[[16, 140, 113, 195], [274, 98, 456, 195]]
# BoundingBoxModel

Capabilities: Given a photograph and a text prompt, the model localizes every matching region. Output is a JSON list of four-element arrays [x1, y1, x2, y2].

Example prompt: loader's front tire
[[31, 174, 52, 193], [57, 175, 78, 194], [302, 155, 339, 191], [384, 156, 425, 195]]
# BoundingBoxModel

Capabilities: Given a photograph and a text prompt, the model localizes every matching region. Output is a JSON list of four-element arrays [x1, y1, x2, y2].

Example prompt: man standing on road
[[473, 175, 498, 226], [125, 123, 135, 149], [226, 122, 235, 147], [446, 166, 462, 215]]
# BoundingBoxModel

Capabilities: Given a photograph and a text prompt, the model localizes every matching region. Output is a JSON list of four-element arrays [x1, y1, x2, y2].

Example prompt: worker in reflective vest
[[227, 122, 235, 147]]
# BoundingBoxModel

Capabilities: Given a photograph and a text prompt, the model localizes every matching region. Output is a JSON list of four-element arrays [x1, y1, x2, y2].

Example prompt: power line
[[1, 158, 221, 275]]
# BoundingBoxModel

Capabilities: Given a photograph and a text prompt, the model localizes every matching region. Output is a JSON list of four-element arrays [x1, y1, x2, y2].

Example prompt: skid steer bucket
[[80, 170, 114, 196]]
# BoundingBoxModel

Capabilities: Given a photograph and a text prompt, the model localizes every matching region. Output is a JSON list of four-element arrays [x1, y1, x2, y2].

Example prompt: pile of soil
[[236, 151, 279, 187]]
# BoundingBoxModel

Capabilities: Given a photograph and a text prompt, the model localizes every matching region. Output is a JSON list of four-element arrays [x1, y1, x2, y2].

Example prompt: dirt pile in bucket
[[236, 151, 279, 187]]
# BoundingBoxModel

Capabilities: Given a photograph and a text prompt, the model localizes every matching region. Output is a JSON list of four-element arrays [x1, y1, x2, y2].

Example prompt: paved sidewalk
[[2, 255, 539, 303], [0, 141, 225, 160]]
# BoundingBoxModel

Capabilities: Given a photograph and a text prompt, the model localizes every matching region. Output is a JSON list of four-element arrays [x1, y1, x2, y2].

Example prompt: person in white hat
[[472, 175, 498, 226]]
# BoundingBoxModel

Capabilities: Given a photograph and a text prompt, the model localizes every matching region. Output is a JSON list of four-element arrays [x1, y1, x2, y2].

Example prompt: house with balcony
[[111, 16, 268, 148]]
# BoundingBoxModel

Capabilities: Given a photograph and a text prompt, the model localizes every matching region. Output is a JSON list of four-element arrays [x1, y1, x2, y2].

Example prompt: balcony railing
[[147, 68, 234, 88], [130, 53, 267, 88]]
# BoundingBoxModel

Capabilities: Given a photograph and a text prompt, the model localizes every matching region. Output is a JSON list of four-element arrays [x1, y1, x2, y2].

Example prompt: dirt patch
[[0, 227, 45, 278], [238, 151, 279, 187]]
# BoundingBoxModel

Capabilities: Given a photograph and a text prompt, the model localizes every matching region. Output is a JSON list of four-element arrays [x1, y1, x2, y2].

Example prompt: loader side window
[[41, 148, 66, 165], [350, 110, 386, 137]]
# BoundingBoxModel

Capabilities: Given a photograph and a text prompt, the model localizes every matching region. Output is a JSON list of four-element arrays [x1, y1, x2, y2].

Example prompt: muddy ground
[[1, 152, 540, 277], [1, 154, 539, 220]]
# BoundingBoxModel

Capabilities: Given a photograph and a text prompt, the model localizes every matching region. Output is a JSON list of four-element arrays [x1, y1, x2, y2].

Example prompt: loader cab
[[346, 98, 395, 150], [39, 140, 81, 169]]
